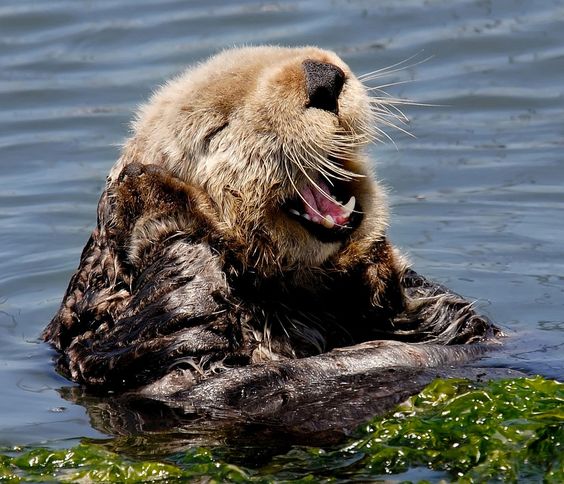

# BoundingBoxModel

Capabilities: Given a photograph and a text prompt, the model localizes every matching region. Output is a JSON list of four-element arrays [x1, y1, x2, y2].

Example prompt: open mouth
[[283, 175, 363, 242]]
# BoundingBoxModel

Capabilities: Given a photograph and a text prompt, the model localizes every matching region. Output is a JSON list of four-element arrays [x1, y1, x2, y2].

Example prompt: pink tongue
[[300, 179, 348, 224]]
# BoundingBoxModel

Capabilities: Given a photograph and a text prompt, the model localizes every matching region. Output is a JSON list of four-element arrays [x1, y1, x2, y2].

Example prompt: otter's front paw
[[110, 163, 191, 234], [116, 162, 170, 184]]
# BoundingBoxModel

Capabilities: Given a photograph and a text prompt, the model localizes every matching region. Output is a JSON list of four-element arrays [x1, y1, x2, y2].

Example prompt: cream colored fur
[[111, 46, 390, 273]]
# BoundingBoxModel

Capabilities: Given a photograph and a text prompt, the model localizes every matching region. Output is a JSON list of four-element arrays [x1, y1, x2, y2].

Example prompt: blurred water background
[[0, 0, 563, 450]]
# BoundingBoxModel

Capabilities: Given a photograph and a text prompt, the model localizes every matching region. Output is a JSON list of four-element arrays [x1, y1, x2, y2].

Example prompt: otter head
[[115, 46, 389, 272]]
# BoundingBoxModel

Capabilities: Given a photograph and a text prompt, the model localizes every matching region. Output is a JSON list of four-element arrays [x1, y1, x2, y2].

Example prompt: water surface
[[1, 0, 563, 449]]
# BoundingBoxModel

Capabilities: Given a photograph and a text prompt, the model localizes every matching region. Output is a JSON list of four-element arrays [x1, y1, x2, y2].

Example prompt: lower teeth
[[321, 215, 335, 229]]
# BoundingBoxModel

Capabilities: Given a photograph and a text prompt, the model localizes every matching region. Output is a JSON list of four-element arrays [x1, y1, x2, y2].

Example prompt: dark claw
[[117, 162, 146, 183]]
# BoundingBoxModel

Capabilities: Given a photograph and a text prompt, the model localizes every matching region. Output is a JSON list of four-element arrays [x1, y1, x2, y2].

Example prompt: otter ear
[[303, 60, 345, 114]]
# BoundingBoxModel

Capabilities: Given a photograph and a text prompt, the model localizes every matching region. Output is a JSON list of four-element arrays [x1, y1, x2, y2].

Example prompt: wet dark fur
[[44, 163, 498, 401]]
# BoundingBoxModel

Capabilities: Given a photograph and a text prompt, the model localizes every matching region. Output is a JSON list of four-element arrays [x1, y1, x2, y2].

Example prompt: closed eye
[[202, 121, 229, 152]]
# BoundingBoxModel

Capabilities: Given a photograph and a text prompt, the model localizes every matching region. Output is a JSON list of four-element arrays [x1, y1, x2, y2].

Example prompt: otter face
[[116, 46, 390, 270]]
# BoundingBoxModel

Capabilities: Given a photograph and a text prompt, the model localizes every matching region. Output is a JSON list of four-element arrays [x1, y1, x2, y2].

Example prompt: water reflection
[[59, 365, 524, 461]]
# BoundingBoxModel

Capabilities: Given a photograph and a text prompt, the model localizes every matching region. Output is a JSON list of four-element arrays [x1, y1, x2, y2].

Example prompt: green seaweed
[[1, 376, 562, 483]]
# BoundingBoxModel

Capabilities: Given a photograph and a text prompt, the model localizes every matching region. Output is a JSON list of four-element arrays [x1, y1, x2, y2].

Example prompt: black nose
[[303, 60, 345, 114]]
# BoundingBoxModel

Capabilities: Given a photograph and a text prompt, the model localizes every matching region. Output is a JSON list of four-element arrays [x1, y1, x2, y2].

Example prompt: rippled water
[[1, 0, 563, 449]]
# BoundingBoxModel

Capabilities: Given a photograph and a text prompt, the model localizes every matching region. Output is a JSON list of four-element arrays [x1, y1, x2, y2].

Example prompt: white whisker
[[366, 79, 416, 91], [372, 102, 410, 124], [295, 165, 354, 227], [372, 114, 415, 139], [359, 54, 433, 81], [284, 152, 334, 223], [369, 97, 436, 108]]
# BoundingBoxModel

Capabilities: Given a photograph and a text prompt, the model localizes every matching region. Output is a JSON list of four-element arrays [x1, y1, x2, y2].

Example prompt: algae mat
[[1, 377, 562, 483]]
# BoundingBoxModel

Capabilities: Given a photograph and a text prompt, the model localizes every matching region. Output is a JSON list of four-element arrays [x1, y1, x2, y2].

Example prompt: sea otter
[[44, 46, 498, 406]]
